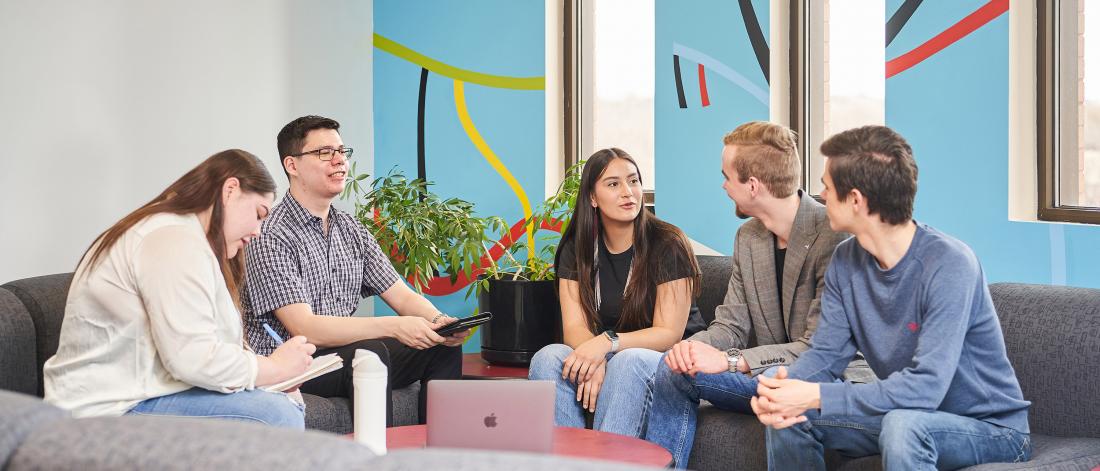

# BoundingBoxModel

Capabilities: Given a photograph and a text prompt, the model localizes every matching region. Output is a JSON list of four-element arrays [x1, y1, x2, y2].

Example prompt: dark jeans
[[300, 338, 462, 426]]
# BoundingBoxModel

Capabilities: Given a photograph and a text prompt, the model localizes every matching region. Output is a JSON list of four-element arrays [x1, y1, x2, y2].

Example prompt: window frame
[[563, 0, 656, 206], [1036, 0, 1100, 224], [789, 0, 893, 200], [788, 0, 825, 196]]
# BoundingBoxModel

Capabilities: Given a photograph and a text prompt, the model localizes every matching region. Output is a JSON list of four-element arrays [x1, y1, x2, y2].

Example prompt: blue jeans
[[528, 344, 662, 435], [643, 353, 760, 468], [126, 387, 305, 429], [767, 408, 1032, 470]]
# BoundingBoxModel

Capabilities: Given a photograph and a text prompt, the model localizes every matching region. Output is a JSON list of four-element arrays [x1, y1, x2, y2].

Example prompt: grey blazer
[[690, 192, 873, 382]]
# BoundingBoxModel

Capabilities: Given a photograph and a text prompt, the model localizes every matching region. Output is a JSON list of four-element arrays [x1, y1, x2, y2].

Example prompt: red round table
[[384, 424, 673, 467]]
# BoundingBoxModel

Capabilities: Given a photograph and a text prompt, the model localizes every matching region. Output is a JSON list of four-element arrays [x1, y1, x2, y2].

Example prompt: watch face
[[725, 348, 741, 357]]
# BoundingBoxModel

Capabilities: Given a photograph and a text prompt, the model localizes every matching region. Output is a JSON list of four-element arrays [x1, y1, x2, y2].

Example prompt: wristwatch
[[725, 348, 743, 373], [603, 330, 620, 353]]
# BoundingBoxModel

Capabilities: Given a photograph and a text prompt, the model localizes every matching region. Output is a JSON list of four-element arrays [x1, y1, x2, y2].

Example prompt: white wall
[[0, 0, 373, 282]]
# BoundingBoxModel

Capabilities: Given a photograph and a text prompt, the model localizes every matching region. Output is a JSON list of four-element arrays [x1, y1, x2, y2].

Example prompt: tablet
[[436, 312, 493, 336]]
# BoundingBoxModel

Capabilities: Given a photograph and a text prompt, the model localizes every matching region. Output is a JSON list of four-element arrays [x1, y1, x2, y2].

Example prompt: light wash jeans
[[528, 344, 663, 435], [767, 408, 1031, 470], [126, 387, 305, 429], [643, 353, 760, 468]]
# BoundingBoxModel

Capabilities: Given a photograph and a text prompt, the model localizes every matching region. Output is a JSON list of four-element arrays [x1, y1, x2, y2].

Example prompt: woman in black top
[[529, 148, 703, 435]]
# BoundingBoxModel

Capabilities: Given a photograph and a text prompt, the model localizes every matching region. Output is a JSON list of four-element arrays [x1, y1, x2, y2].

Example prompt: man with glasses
[[242, 115, 464, 427]]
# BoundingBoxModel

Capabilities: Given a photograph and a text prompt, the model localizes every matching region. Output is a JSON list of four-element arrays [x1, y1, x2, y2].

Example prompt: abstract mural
[[656, 0, 770, 255], [373, 0, 545, 350]]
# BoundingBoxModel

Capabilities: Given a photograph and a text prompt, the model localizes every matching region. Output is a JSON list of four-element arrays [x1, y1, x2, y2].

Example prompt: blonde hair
[[722, 121, 801, 198]]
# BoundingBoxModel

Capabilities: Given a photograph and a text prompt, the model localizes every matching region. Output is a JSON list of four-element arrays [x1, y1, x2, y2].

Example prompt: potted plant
[[340, 161, 585, 366], [342, 164, 496, 295], [473, 161, 585, 366]]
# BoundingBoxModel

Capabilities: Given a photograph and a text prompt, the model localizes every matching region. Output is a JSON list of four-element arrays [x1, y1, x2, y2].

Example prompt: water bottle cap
[[352, 349, 387, 377]]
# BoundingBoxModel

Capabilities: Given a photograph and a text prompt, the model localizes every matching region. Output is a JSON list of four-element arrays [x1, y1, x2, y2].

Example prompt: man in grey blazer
[[642, 122, 872, 468]]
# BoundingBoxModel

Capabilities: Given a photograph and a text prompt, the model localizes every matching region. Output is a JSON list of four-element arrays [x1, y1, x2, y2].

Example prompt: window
[[1038, 0, 1100, 223], [569, 0, 656, 192], [791, 0, 886, 194]]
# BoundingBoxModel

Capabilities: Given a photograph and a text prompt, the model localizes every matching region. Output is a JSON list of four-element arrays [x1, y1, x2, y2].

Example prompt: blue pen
[[262, 322, 284, 346]]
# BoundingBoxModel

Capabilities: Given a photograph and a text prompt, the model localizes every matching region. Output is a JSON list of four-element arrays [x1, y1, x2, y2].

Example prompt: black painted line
[[739, 0, 770, 84], [673, 54, 687, 109], [417, 67, 428, 200], [886, 0, 923, 47]]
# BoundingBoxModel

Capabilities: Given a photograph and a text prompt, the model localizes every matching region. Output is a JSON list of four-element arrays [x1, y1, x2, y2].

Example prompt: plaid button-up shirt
[[242, 193, 400, 356]]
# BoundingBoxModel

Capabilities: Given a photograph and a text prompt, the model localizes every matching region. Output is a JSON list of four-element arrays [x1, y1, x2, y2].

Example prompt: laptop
[[426, 380, 554, 453]]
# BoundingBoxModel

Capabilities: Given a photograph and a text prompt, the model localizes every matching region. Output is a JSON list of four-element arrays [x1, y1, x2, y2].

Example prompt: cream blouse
[[44, 212, 258, 417]]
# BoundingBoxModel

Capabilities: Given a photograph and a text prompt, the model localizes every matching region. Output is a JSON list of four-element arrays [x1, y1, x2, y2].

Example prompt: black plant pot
[[478, 278, 562, 366]]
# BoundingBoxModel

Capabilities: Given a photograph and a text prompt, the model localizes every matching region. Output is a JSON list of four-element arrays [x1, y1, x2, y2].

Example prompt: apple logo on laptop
[[483, 413, 498, 428]]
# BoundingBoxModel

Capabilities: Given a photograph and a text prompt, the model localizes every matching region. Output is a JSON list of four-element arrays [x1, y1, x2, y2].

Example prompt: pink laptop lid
[[426, 380, 554, 453]]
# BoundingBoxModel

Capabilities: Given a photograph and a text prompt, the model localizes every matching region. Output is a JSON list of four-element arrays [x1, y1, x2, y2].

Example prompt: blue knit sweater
[[788, 223, 1030, 433]]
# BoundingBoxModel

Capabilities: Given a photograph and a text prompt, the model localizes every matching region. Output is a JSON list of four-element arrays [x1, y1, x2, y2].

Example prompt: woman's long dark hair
[[79, 149, 276, 307], [554, 148, 701, 333]]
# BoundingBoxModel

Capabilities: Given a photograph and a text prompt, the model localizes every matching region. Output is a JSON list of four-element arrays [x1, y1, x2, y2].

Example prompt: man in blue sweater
[[751, 126, 1031, 470]]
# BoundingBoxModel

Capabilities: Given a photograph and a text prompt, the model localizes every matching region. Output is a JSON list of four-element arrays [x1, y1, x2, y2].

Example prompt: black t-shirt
[[556, 236, 705, 337], [774, 235, 787, 312]]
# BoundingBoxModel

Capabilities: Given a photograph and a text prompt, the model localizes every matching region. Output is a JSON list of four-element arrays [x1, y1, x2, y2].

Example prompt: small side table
[[461, 353, 528, 380], [385, 424, 673, 467]]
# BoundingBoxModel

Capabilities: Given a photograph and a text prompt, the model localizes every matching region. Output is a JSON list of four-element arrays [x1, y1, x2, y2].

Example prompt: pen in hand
[[262, 322, 284, 346]]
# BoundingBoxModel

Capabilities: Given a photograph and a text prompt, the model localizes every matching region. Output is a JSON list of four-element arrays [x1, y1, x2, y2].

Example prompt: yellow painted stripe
[[454, 80, 535, 257], [374, 33, 544, 91]]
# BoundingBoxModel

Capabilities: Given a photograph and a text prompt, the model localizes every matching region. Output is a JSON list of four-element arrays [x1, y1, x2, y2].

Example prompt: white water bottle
[[352, 349, 388, 455]]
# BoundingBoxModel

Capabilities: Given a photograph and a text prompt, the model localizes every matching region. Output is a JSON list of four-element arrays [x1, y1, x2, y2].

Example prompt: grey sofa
[[5, 259, 1099, 470], [0, 273, 419, 433], [689, 256, 1100, 470], [0, 389, 661, 471]]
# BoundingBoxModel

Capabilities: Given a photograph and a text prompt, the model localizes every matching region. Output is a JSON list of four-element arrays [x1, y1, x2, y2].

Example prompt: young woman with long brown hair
[[529, 148, 704, 435], [43, 149, 316, 428]]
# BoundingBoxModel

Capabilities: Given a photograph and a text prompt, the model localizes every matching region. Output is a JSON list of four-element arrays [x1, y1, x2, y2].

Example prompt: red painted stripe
[[885, 0, 1008, 78], [697, 63, 711, 107]]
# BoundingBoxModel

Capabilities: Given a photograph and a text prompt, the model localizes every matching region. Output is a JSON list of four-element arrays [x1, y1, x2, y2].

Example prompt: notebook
[[426, 380, 554, 453], [261, 353, 343, 392]]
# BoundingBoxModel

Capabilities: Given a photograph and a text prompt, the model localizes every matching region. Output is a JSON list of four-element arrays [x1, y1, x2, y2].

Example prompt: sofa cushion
[[303, 382, 420, 434], [6, 414, 377, 471], [303, 393, 353, 434], [989, 283, 1100, 439], [689, 404, 767, 471], [392, 382, 420, 426], [965, 434, 1100, 470], [2, 273, 73, 397], [0, 288, 38, 395], [695, 256, 733, 325], [0, 390, 69, 468], [829, 434, 1100, 470]]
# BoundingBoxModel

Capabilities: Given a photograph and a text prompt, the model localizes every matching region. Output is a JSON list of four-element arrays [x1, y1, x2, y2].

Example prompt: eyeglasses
[[292, 146, 354, 161]]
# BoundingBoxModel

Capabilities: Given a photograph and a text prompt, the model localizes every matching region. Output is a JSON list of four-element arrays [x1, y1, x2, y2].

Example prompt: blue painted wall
[[654, 0, 770, 255], [885, 0, 1098, 288], [373, 0, 545, 351], [651, 0, 1100, 288], [368, 1, 1100, 358]]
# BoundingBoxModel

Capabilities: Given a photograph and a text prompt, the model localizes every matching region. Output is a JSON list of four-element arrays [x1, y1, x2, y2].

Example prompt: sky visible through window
[[826, 0, 885, 139], [591, 0, 655, 190], [1081, 0, 1099, 206]]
